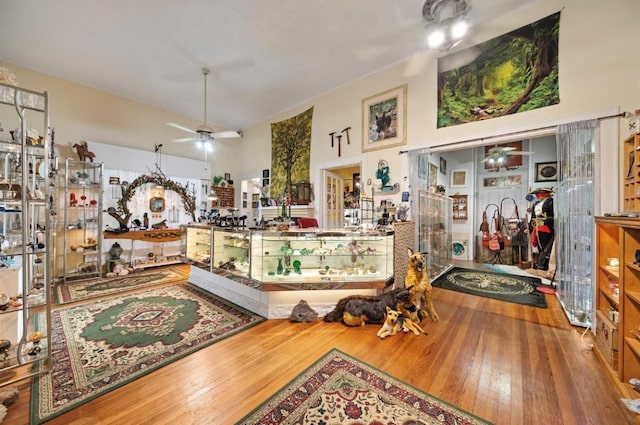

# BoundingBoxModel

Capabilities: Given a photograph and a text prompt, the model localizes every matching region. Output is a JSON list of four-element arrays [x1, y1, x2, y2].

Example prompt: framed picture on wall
[[439, 157, 447, 175], [262, 178, 269, 187], [429, 163, 438, 186], [535, 162, 558, 182], [361, 84, 407, 152], [451, 170, 467, 187], [262, 169, 270, 178]]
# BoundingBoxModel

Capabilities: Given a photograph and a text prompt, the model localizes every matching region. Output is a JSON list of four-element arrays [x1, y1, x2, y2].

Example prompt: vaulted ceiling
[[0, 0, 539, 134]]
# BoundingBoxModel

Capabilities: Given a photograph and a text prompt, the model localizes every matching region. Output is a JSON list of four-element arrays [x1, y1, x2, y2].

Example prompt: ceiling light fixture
[[422, 0, 470, 51]]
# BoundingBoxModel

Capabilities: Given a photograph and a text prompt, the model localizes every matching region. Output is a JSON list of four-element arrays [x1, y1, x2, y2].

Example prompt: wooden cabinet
[[450, 194, 468, 220], [594, 216, 640, 398], [623, 133, 640, 212], [210, 186, 234, 208]]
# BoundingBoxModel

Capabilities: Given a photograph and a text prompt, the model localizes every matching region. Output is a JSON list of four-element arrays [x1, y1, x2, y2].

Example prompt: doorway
[[320, 163, 361, 228]]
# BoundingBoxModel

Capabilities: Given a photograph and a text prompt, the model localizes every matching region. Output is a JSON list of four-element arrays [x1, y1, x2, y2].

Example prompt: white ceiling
[[0, 0, 538, 134]]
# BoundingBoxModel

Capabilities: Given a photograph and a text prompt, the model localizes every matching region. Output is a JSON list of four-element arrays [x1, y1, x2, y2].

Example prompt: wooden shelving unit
[[595, 216, 640, 399], [210, 186, 235, 208], [450, 194, 468, 220], [623, 133, 640, 212]]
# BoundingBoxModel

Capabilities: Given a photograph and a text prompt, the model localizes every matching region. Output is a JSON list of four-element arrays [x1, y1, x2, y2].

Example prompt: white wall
[[234, 0, 639, 215], [2, 0, 639, 216]]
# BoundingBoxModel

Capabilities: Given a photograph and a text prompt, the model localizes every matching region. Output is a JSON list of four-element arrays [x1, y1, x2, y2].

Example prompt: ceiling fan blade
[[173, 137, 197, 143], [212, 130, 241, 139], [166, 122, 197, 134]]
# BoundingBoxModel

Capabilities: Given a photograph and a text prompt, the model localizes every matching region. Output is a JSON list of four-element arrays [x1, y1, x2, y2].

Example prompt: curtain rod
[[399, 111, 628, 155]]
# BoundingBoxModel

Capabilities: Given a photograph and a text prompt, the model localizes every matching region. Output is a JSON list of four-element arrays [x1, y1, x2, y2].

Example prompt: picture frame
[[262, 178, 269, 187], [429, 163, 438, 186], [483, 175, 522, 187], [262, 169, 270, 178], [224, 172, 231, 181], [535, 162, 558, 182], [418, 154, 429, 180], [439, 157, 447, 175], [361, 84, 407, 152], [451, 170, 467, 187]]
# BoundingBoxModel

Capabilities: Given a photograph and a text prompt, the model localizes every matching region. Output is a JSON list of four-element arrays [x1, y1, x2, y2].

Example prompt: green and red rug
[[236, 349, 491, 425], [54, 266, 190, 304], [32, 284, 264, 424]]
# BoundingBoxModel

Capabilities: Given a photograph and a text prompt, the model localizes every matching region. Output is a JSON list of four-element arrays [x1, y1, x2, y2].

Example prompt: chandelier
[[422, 0, 470, 51]]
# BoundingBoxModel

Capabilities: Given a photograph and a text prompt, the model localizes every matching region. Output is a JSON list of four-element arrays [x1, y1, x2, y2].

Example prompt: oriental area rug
[[432, 267, 548, 308], [54, 265, 190, 304], [31, 284, 264, 424], [236, 349, 491, 425]]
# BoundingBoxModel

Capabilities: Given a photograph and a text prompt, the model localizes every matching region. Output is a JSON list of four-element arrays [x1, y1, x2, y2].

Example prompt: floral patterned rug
[[54, 266, 191, 304], [31, 284, 264, 424], [432, 267, 548, 308], [236, 349, 491, 425]]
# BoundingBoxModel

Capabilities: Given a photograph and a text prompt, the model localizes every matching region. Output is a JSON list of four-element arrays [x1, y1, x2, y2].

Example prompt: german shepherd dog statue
[[324, 286, 415, 327], [405, 248, 439, 323]]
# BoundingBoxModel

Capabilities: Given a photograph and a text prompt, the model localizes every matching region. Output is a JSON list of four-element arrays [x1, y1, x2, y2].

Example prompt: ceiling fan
[[166, 67, 241, 147], [482, 144, 533, 164]]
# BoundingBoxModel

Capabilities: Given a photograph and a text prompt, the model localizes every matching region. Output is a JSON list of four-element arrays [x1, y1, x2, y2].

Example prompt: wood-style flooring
[[1, 264, 637, 425]]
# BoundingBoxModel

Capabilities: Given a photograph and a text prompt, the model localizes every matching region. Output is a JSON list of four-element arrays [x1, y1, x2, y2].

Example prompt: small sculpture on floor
[[105, 263, 130, 278], [289, 300, 318, 322]]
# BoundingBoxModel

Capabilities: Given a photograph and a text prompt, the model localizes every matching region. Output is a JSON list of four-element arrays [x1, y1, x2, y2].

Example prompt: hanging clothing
[[529, 196, 554, 270]]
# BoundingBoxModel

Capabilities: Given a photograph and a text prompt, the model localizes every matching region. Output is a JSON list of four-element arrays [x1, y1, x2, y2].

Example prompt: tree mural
[[270, 107, 313, 205], [437, 12, 560, 128]]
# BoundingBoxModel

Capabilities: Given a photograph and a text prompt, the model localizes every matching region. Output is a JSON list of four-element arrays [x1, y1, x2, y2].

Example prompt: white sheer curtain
[[555, 119, 598, 327]]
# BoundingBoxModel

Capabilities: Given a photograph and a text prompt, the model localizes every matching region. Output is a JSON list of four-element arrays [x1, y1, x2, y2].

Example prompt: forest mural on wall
[[270, 107, 313, 204], [437, 12, 560, 128]]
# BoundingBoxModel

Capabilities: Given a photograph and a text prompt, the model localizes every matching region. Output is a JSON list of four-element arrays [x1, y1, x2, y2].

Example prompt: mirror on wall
[[149, 196, 165, 212]]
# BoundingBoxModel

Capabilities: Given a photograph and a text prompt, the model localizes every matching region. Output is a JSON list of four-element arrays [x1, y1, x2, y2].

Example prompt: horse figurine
[[72, 141, 96, 162]]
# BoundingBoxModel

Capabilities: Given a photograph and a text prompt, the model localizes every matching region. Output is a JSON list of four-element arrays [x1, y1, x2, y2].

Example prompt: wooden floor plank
[[1, 265, 638, 425]]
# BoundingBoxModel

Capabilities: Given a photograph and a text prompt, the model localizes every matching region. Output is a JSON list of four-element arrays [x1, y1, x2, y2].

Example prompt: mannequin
[[528, 189, 554, 270]]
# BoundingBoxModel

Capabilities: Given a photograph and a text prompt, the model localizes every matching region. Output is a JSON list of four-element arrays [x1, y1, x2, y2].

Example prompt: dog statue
[[405, 248, 439, 323], [377, 306, 401, 338], [377, 306, 426, 339], [324, 286, 415, 327]]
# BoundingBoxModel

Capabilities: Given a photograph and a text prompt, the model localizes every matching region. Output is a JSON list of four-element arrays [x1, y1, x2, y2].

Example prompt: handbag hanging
[[488, 210, 503, 252]]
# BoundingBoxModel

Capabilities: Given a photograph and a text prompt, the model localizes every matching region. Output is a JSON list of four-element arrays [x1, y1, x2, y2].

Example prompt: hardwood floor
[[2, 266, 637, 424]]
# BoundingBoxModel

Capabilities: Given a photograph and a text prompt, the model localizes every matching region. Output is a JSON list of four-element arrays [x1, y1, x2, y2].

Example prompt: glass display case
[[56, 158, 103, 281], [183, 225, 394, 289], [183, 225, 212, 270], [417, 190, 452, 279], [0, 82, 53, 386]]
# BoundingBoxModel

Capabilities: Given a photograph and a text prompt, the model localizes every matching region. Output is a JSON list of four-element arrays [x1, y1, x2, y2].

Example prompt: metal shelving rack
[[0, 81, 53, 387]]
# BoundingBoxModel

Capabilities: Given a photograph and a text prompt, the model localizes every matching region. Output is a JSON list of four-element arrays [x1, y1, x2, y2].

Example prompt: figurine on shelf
[[69, 192, 77, 207], [143, 212, 149, 229], [72, 141, 96, 162]]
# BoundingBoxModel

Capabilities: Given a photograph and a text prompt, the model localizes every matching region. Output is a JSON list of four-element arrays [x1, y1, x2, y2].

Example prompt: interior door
[[324, 170, 344, 228]]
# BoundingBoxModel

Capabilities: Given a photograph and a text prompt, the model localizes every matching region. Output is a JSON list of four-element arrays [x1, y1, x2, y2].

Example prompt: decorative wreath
[[116, 174, 196, 222]]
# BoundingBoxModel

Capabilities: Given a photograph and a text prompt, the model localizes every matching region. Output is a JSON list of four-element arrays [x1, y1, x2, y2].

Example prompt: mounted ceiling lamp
[[422, 0, 470, 51]]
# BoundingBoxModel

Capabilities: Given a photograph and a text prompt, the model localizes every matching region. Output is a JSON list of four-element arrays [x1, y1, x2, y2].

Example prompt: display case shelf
[[594, 216, 640, 400], [183, 224, 395, 290], [417, 191, 452, 279], [55, 158, 104, 281], [0, 81, 53, 388]]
